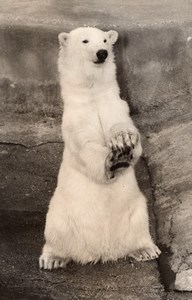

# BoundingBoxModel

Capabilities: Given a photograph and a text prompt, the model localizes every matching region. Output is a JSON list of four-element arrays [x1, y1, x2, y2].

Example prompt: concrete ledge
[[0, 113, 62, 147]]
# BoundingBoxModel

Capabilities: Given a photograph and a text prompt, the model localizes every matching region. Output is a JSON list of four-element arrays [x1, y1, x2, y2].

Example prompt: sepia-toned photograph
[[0, 1, 192, 299]]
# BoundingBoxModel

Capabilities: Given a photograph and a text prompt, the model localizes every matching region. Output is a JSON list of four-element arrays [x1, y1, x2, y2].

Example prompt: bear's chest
[[63, 103, 105, 145]]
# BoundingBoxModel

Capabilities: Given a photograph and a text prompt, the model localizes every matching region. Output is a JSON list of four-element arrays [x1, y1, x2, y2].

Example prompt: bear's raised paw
[[105, 146, 133, 179]]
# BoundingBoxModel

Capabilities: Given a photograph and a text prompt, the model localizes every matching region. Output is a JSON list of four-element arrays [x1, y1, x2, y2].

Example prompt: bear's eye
[[104, 39, 107, 43], [82, 40, 89, 44]]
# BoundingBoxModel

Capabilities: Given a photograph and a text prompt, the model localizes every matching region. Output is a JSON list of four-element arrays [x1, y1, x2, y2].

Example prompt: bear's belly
[[59, 203, 137, 264], [47, 167, 139, 263]]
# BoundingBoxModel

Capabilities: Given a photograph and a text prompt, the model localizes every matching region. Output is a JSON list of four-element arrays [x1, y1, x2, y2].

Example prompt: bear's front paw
[[105, 147, 132, 179], [109, 130, 139, 152]]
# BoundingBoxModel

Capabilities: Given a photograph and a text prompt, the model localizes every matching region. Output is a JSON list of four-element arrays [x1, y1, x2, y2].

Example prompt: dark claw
[[125, 145, 131, 155], [111, 145, 116, 152], [116, 145, 123, 152], [118, 153, 123, 159]]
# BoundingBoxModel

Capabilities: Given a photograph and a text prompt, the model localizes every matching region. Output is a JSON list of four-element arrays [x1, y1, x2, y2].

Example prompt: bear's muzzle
[[95, 49, 108, 64]]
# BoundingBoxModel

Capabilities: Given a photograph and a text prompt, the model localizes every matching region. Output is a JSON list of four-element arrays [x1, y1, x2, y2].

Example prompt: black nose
[[96, 49, 108, 62]]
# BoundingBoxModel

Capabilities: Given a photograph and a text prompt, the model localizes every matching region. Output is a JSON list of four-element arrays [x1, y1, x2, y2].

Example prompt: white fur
[[39, 27, 160, 269]]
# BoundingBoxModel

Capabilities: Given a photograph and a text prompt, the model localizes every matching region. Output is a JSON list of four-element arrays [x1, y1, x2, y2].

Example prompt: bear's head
[[58, 27, 118, 68]]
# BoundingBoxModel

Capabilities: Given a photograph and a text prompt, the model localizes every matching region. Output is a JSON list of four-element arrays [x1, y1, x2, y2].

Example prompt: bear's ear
[[58, 32, 69, 47], [107, 30, 118, 45]]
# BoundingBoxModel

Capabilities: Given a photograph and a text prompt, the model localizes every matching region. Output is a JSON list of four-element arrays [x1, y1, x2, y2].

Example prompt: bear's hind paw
[[129, 244, 161, 262], [39, 253, 70, 270]]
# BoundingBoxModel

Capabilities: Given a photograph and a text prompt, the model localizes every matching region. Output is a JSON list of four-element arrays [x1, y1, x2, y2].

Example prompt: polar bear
[[39, 27, 161, 269]]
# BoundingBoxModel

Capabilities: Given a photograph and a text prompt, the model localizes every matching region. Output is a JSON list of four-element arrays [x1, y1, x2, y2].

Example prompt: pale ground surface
[[0, 0, 192, 298]]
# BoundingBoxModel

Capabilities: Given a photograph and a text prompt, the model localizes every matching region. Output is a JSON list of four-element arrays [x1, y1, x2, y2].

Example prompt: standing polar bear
[[39, 27, 161, 269]]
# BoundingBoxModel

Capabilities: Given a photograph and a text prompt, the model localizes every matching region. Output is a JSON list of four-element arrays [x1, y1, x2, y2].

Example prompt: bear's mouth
[[94, 59, 106, 64]]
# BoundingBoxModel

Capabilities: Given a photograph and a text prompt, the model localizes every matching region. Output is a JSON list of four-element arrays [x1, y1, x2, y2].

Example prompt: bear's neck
[[58, 58, 120, 105]]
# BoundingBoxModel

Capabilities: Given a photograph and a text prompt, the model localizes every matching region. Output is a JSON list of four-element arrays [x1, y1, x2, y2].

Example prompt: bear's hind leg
[[125, 194, 161, 262]]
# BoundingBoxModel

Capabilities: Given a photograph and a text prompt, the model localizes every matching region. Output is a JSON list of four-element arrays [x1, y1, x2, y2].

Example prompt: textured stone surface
[[117, 26, 192, 133], [0, 113, 62, 146], [143, 122, 192, 291], [166, 292, 192, 300], [175, 270, 192, 291], [0, 143, 62, 212]]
